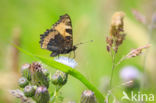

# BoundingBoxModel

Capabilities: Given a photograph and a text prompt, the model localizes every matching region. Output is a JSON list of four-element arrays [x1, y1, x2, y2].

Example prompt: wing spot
[[65, 29, 72, 35]]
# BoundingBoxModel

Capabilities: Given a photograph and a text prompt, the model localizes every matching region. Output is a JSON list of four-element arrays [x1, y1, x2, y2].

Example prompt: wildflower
[[119, 66, 141, 89], [51, 70, 68, 86], [21, 63, 31, 81], [126, 44, 151, 58], [30, 62, 49, 88], [18, 77, 29, 88], [54, 56, 78, 68], [53, 56, 77, 86], [30, 62, 43, 72], [80, 90, 97, 103], [120, 66, 141, 82], [10, 62, 51, 103], [106, 11, 126, 53], [34, 86, 50, 103], [9, 89, 34, 103], [24, 85, 35, 97]]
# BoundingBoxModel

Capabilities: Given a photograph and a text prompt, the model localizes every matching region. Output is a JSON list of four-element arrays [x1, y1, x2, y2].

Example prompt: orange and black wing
[[40, 14, 73, 52]]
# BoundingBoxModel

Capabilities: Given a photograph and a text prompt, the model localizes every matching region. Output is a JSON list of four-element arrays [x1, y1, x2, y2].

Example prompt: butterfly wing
[[40, 14, 73, 52], [53, 14, 73, 38]]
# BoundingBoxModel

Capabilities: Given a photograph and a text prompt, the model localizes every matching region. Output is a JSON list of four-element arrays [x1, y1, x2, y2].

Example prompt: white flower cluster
[[54, 56, 77, 68]]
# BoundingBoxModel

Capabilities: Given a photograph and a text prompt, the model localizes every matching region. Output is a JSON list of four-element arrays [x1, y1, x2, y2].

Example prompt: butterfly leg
[[50, 52, 58, 57], [73, 51, 76, 59]]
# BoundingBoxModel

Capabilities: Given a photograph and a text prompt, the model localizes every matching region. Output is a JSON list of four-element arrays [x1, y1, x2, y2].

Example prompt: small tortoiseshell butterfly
[[40, 14, 77, 57]]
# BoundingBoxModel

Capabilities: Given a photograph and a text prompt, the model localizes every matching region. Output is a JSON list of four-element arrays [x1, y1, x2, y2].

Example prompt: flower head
[[51, 70, 68, 86], [120, 66, 141, 82], [34, 86, 50, 103], [9, 89, 34, 103], [24, 85, 35, 97], [80, 90, 97, 103], [18, 77, 29, 88], [54, 56, 78, 68], [30, 62, 43, 72], [9, 89, 25, 99], [21, 63, 31, 81], [120, 66, 142, 89]]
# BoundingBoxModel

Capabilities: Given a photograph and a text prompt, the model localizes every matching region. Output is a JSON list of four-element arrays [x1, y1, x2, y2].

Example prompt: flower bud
[[21, 63, 31, 81], [30, 62, 49, 88], [81, 90, 97, 103], [24, 85, 35, 97], [34, 86, 50, 103], [18, 77, 29, 88], [51, 70, 68, 86], [9, 89, 34, 103]]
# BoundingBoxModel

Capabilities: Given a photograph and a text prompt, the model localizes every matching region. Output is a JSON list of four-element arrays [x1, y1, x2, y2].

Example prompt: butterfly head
[[72, 45, 77, 51]]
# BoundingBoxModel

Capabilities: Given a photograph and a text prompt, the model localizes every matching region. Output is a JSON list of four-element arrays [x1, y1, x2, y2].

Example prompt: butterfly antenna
[[75, 40, 93, 46]]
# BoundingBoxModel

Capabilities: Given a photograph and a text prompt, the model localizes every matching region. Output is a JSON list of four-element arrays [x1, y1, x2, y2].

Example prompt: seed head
[[106, 11, 126, 53], [126, 44, 151, 58], [111, 11, 125, 35]]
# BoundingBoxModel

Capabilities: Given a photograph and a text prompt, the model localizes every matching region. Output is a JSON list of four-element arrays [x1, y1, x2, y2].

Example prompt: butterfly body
[[40, 14, 77, 57]]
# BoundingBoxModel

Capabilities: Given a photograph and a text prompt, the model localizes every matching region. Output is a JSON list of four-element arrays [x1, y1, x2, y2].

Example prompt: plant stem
[[108, 52, 116, 103], [115, 56, 126, 67], [50, 85, 62, 103], [109, 53, 116, 89]]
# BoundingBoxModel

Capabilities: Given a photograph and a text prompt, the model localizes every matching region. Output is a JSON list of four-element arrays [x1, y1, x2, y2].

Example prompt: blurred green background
[[0, 0, 156, 102]]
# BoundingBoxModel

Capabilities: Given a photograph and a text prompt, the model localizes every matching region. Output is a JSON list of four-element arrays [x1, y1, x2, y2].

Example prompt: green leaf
[[13, 45, 105, 103]]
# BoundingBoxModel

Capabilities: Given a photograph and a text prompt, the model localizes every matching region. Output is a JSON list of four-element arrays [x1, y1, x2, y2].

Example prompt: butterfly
[[40, 14, 77, 57]]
